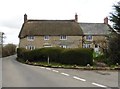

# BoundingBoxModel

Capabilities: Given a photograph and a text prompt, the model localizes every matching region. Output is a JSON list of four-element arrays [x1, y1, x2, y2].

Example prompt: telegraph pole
[[0, 32, 4, 58], [0, 32, 4, 88]]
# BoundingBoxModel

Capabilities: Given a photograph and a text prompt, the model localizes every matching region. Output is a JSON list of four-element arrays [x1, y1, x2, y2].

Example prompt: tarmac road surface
[[2, 55, 119, 89]]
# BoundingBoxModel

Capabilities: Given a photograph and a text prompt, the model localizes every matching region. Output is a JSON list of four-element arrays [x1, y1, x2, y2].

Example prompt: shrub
[[2, 44, 16, 57], [94, 54, 107, 62], [17, 47, 93, 66], [24, 48, 47, 62], [60, 48, 93, 66], [17, 48, 28, 58], [40, 47, 63, 63]]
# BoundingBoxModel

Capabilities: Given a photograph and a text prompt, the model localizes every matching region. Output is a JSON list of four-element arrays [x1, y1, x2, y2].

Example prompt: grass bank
[[16, 58, 120, 70]]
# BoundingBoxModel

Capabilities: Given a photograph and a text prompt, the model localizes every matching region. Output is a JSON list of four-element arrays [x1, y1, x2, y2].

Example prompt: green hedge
[[17, 48, 27, 59], [60, 48, 93, 66], [17, 47, 93, 66]]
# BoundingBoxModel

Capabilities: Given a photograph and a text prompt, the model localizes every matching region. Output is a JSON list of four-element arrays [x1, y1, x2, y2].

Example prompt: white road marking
[[41, 67, 108, 89], [73, 76, 86, 82], [40, 67, 107, 88], [40, 67, 45, 69], [92, 82, 107, 88], [61, 73, 70, 76], [52, 70, 59, 73], [46, 68, 51, 70]]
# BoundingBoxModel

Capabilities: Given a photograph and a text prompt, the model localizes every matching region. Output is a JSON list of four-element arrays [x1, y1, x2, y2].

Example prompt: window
[[0, 39, 2, 44], [60, 35, 67, 40], [27, 36, 35, 41], [44, 45, 52, 48], [95, 44, 98, 48], [26, 45, 35, 50], [94, 44, 99, 52], [43, 43, 52, 47], [44, 36, 49, 40], [86, 35, 92, 41], [60, 45, 67, 48], [83, 44, 91, 48]]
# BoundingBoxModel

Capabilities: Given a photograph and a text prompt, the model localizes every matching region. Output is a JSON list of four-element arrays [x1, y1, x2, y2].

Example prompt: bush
[[2, 44, 16, 57], [17, 48, 28, 58], [17, 47, 93, 66], [94, 54, 107, 63], [39, 48, 63, 63], [60, 48, 93, 66]]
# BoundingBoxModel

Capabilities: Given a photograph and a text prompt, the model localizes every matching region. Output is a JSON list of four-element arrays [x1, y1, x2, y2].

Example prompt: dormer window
[[27, 36, 35, 41], [86, 35, 92, 41], [44, 36, 49, 40], [60, 35, 67, 40]]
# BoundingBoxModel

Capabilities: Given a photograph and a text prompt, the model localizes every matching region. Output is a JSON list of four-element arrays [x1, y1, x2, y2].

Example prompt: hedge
[[17, 47, 93, 66], [17, 48, 27, 59], [60, 48, 93, 66]]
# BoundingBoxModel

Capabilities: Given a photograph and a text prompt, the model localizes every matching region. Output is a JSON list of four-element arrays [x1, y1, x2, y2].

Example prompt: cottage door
[[94, 44, 99, 52]]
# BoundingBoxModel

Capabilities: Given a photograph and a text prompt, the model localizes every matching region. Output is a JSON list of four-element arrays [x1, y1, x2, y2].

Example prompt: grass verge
[[16, 58, 120, 70]]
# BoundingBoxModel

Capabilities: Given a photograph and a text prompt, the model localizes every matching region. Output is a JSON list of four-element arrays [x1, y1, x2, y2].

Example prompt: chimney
[[104, 17, 108, 24], [75, 13, 78, 22], [24, 14, 27, 23]]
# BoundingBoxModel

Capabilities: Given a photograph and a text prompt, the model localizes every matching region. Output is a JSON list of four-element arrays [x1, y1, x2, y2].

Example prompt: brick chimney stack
[[104, 17, 108, 24], [75, 13, 78, 22], [24, 14, 27, 23]]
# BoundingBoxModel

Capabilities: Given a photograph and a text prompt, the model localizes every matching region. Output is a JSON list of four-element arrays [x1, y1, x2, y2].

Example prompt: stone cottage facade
[[19, 14, 111, 52], [80, 19, 111, 52], [19, 14, 83, 49]]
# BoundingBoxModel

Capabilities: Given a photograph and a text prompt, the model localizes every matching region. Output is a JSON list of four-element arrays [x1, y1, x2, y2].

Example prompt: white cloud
[[0, 0, 119, 44], [0, 26, 19, 44]]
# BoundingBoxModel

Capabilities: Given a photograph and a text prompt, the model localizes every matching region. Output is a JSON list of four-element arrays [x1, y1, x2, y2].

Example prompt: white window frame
[[44, 45, 52, 48], [60, 45, 67, 48], [27, 36, 35, 41], [26, 45, 35, 50], [44, 36, 50, 40], [60, 35, 67, 40], [83, 44, 91, 48], [86, 35, 92, 41]]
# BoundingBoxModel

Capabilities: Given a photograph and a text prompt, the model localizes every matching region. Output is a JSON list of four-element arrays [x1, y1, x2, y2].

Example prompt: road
[[0, 57, 2, 88], [0, 45, 2, 88], [2, 55, 118, 88]]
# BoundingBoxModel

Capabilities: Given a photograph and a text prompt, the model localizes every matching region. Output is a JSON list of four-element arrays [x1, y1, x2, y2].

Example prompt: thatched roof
[[19, 20, 83, 38]]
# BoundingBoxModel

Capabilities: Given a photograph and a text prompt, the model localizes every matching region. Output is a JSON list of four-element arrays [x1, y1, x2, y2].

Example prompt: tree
[[110, 1, 120, 32], [108, 1, 120, 65], [2, 44, 16, 57], [108, 33, 120, 64]]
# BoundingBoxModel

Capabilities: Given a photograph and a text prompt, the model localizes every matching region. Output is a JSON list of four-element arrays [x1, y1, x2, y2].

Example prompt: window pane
[[27, 36, 34, 41], [60, 35, 67, 40], [95, 44, 98, 48], [44, 36, 49, 40], [86, 35, 92, 40]]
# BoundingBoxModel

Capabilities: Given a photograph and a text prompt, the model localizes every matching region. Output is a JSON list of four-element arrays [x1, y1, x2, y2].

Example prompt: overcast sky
[[0, 0, 119, 44]]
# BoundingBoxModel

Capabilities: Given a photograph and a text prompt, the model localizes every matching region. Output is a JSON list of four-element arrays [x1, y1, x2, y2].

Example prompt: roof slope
[[79, 23, 111, 35], [19, 20, 83, 38]]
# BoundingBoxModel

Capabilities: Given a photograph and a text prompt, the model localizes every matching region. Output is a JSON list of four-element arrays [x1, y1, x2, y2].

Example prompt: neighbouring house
[[80, 17, 111, 53], [18, 14, 112, 52]]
